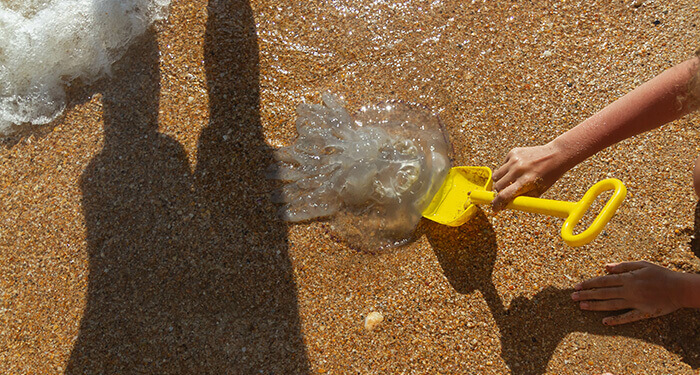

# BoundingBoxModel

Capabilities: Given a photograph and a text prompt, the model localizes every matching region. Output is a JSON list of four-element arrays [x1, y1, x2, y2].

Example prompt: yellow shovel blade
[[421, 166, 493, 226]]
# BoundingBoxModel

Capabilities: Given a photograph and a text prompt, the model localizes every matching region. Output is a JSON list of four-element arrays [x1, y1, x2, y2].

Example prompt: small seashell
[[364, 311, 384, 331]]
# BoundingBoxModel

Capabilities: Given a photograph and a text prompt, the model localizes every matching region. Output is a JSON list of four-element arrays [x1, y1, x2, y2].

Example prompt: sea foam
[[0, 0, 170, 134], [270, 93, 451, 251]]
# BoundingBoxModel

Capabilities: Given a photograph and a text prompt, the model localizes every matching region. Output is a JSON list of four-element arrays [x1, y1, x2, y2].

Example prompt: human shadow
[[424, 212, 700, 375], [66, 1, 309, 372], [193, 0, 310, 373], [67, 30, 211, 373]]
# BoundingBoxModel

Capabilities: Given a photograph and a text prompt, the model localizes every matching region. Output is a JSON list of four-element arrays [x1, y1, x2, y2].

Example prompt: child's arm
[[571, 261, 700, 325], [492, 57, 700, 211]]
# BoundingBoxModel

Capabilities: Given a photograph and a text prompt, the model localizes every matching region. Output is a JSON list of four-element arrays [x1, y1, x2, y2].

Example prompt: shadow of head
[[101, 32, 160, 142], [421, 210, 497, 294]]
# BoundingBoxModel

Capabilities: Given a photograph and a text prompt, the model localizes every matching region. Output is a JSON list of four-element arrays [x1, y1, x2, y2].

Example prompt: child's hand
[[571, 261, 684, 326], [491, 143, 568, 212]]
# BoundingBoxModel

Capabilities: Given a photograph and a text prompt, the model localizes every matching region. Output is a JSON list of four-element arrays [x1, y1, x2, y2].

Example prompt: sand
[[2, 0, 700, 373]]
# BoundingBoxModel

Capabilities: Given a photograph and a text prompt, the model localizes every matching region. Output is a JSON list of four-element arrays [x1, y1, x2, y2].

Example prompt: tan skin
[[493, 57, 700, 325], [572, 261, 700, 325]]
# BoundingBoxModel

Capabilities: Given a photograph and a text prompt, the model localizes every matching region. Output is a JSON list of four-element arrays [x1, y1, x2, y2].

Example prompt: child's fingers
[[493, 174, 544, 211], [493, 166, 518, 192], [578, 298, 629, 311], [574, 274, 625, 290], [571, 286, 624, 301], [602, 309, 646, 326], [493, 151, 516, 181], [491, 182, 523, 212], [492, 161, 512, 182], [605, 261, 649, 274]]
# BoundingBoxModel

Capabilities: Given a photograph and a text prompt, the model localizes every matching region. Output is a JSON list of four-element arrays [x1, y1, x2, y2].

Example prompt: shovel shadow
[[424, 211, 700, 375]]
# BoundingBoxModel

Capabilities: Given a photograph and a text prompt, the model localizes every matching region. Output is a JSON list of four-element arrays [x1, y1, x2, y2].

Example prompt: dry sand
[[2, 0, 700, 373]]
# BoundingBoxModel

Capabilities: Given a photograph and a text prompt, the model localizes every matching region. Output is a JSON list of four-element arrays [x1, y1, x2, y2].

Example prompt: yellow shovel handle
[[560, 178, 627, 247], [469, 178, 627, 247]]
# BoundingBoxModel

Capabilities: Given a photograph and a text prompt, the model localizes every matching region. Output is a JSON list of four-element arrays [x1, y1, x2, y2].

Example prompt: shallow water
[[0, 0, 170, 134], [270, 93, 451, 251]]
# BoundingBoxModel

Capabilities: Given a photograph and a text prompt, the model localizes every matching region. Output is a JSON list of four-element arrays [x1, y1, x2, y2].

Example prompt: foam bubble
[[0, 0, 170, 134], [270, 93, 451, 251]]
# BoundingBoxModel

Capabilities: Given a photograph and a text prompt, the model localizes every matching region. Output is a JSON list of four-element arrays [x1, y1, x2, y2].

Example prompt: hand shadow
[[425, 212, 700, 375], [66, 2, 310, 373]]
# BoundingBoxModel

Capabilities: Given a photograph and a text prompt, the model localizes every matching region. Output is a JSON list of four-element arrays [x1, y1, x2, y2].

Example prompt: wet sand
[[2, 0, 700, 373]]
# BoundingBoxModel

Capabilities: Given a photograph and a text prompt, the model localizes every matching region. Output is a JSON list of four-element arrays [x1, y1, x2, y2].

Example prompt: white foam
[[0, 0, 170, 134]]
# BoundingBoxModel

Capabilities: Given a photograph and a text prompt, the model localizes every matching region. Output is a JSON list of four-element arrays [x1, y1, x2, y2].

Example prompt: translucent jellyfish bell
[[269, 92, 452, 251]]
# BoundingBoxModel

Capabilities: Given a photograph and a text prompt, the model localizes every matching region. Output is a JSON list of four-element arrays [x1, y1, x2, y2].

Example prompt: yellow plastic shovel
[[421, 167, 627, 247]]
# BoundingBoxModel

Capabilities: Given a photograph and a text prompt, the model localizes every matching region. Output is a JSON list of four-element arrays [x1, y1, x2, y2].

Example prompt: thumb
[[491, 182, 524, 212], [602, 309, 645, 326]]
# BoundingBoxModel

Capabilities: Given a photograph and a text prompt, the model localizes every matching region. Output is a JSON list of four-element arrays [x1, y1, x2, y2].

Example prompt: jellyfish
[[269, 92, 451, 251]]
